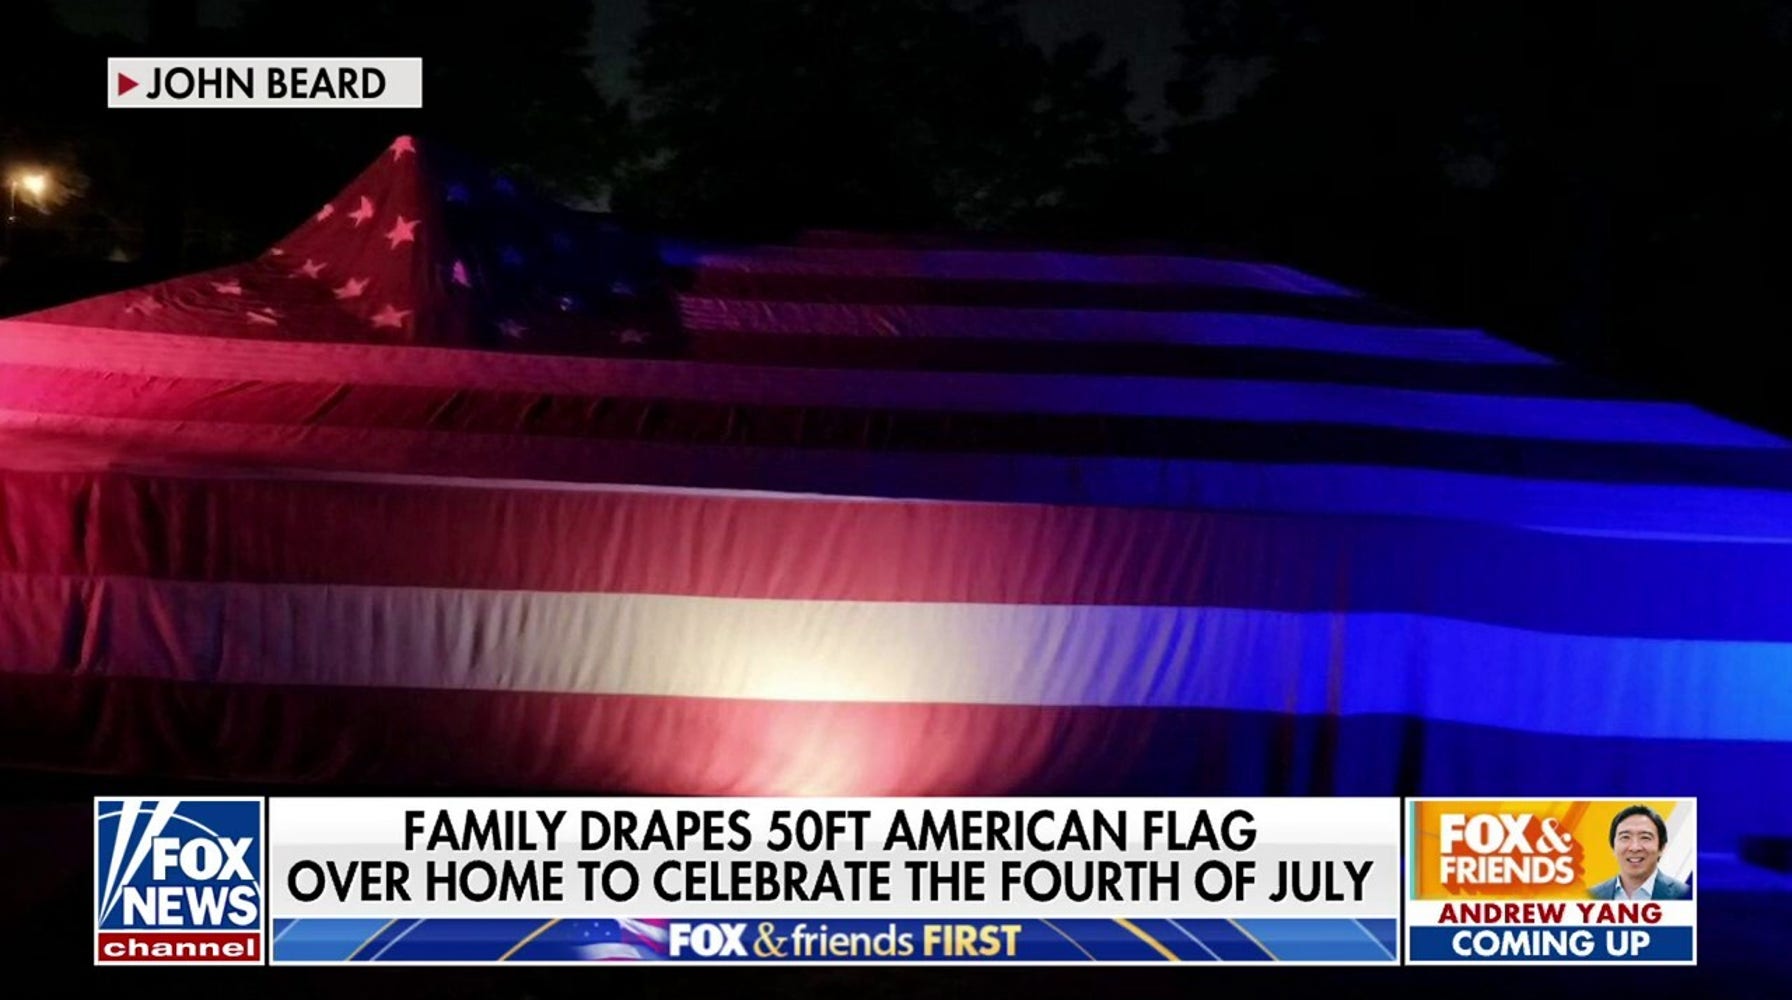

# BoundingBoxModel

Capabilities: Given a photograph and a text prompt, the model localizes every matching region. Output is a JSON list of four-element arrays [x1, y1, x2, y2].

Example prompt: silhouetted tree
[[1164, 1, 1792, 434], [165, 0, 631, 261], [0, 1, 129, 263], [620, 0, 1147, 236]]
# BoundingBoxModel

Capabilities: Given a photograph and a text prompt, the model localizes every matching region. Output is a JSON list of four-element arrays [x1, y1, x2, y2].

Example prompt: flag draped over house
[[0, 136, 1787, 848]]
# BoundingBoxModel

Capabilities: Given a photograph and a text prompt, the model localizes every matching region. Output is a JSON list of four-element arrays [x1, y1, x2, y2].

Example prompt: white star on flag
[[497, 319, 527, 339], [316, 204, 335, 222], [390, 136, 416, 159], [334, 277, 369, 300], [385, 215, 420, 249], [348, 196, 375, 226], [451, 260, 472, 287], [371, 304, 412, 329], [212, 280, 244, 296], [298, 259, 326, 278]]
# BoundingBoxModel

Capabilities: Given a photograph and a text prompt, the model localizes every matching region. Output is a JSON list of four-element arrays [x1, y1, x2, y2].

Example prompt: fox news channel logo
[[95, 798, 266, 965], [1405, 798, 1697, 965]]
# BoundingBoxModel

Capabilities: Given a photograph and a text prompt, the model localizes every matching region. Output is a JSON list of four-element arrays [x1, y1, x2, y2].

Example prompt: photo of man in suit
[[1587, 804, 1692, 901]]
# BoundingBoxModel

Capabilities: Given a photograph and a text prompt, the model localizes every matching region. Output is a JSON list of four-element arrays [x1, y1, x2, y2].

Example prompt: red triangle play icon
[[117, 73, 139, 96]]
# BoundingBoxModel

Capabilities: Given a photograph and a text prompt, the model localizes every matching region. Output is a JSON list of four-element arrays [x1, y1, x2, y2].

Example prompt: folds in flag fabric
[[1, 136, 1787, 848]]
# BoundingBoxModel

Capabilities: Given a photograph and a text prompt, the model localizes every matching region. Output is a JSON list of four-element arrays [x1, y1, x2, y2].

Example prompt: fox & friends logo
[[94, 798, 265, 965], [665, 921, 1026, 961], [1432, 805, 1583, 892]]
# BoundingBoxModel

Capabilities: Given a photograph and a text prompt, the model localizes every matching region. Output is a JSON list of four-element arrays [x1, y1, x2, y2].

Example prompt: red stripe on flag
[[8, 673, 1790, 827], [1, 673, 1225, 796], [0, 360, 1760, 446], [8, 468, 1788, 642]]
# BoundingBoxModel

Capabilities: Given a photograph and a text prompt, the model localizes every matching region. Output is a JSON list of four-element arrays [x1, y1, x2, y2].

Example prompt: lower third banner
[[265, 796, 1403, 966], [270, 916, 1399, 963]]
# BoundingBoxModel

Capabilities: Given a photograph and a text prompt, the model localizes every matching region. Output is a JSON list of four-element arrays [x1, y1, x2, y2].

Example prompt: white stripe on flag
[[3, 572, 1787, 742], [5, 410, 1791, 540]]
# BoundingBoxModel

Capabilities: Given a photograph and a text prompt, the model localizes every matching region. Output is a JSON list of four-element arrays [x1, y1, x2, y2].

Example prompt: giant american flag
[[0, 136, 1787, 850]]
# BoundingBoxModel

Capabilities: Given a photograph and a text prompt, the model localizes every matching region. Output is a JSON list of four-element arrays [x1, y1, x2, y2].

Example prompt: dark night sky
[[53, 0, 1184, 127]]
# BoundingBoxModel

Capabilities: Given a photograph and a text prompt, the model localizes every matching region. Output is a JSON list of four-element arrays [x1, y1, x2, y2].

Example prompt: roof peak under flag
[[17, 135, 671, 353]]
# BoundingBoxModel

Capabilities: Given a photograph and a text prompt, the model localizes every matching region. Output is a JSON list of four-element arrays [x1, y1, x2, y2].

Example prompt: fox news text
[[258, 796, 1401, 964], [1405, 798, 1697, 965], [94, 798, 266, 965]]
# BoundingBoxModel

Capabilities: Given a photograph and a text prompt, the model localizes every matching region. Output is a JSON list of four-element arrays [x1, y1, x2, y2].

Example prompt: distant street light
[[5, 169, 52, 256]]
